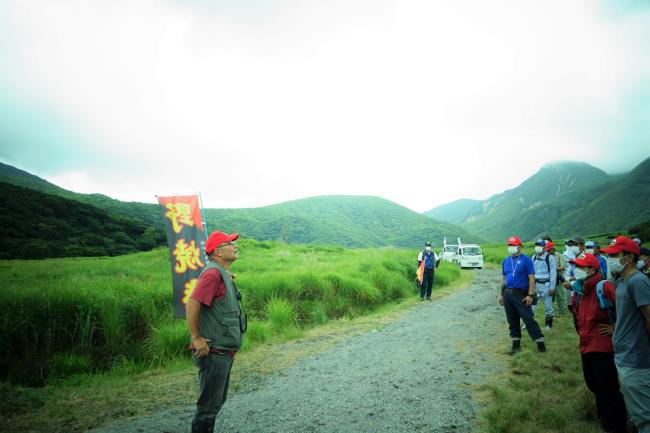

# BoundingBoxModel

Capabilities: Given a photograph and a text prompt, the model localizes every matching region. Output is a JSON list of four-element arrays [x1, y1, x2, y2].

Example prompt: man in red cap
[[601, 235, 650, 433], [186, 231, 246, 433], [497, 236, 546, 354], [570, 253, 627, 433]]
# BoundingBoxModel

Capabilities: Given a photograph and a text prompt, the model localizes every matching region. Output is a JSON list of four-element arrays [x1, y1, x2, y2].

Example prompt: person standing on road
[[531, 239, 557, 330], [186, 231, 247, 433], [417, 241, 440, 301], [601, 236, 650, 433], [497, 236, 546, 354], [546, 241, 567, 317], [570, 253, 628, 433]]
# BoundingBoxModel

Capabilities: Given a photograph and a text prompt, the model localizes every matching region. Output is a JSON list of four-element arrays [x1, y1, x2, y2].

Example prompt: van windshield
[[461, 247, 481, 255]]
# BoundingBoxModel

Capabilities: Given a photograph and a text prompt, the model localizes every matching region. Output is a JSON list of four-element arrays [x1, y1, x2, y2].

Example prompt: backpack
[[574, 280, 616, 325], [532, 253, 551, 282], [595, 280, 616, 324]]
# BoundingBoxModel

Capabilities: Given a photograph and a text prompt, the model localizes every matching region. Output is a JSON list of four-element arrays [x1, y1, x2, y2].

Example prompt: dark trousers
[[503, 290, 544, 341], [421, 269, 434, 299], [192, 352, 235, 427], [581, 352, 628, 433]]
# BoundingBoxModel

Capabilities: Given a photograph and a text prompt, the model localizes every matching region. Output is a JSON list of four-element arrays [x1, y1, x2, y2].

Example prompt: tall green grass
[[0, 239, 460, 385]]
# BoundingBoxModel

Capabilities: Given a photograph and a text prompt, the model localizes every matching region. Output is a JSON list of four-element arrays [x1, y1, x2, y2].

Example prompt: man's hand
[[523, 295, 533, 307], [597, 324, 614, 336], [563, 281, 572, 289], [498, 294, 504, 306], [192, 336, 211, 358], [548, 288, 555, 296]]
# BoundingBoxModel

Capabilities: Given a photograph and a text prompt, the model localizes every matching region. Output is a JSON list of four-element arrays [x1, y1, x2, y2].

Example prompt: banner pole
[[198, 192, 209, 241]]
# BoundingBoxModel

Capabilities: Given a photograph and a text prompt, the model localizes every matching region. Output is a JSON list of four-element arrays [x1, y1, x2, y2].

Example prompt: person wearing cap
[[186, 231, 246, 433], [570, 253, 628, 433], [564, 236, 586, 312], [417, 241, 440, 301], [546, 241, 567, 317], [601, 236, 650, 433], [497, 236, 546, 354], [585, 240, 608, 279], [531, 239, 557, 330]]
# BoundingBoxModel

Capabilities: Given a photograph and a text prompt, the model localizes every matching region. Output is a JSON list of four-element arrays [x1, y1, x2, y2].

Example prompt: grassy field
[[0, 240, 464, 433], [1, 239, 464, 387]]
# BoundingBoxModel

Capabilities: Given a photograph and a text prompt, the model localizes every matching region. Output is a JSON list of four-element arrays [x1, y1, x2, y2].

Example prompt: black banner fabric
[[157, 195, 207, 318]]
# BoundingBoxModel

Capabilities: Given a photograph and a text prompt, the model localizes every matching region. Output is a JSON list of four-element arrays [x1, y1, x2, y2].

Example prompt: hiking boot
[[425, 297, 431, 301], [192, 420, 215, 433], [420, 298, 424, 302], [537, 341, 547, 353], [510, 340, 521, 355]]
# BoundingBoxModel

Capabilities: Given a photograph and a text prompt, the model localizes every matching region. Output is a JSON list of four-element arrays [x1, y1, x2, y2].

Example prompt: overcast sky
[[1, 0, 649, 212]]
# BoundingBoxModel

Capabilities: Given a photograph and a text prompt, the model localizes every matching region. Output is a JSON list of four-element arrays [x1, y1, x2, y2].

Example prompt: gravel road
[[90, 268, 505, 433]]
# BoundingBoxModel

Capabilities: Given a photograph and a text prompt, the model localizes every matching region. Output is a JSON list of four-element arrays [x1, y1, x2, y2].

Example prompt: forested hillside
[[206, 195, 483, 247], [0, 182, 165, 259], [0, 162, 162, 227]]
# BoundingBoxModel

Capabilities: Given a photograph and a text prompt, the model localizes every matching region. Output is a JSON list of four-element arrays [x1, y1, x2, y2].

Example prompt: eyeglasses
[[217, 241, 237, 249]]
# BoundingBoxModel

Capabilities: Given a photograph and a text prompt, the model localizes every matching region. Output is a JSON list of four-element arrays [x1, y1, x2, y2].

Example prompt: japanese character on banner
[[157, 194, 207, 319]]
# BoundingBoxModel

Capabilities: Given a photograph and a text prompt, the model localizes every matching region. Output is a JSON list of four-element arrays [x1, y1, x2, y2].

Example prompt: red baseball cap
[[507, 236, 522, 246], [544, 241, 555, 252], [600, 236, 640, 256], [570, 253, 600, 269], [205, 231, 239, 254]]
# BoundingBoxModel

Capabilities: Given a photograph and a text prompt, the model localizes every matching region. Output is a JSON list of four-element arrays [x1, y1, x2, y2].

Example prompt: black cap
[[425, 241, 432, 246], [640, 247, 650, 256], [572, 236, 586, 244]]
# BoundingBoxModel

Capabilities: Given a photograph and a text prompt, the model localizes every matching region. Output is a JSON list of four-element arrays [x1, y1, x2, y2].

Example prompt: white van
[[454, 244, 484, 269], [441, 237, 458, 263]]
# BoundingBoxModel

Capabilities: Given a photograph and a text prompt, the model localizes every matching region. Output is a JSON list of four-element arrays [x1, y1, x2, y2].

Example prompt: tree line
[[0, 182, 166, 259]]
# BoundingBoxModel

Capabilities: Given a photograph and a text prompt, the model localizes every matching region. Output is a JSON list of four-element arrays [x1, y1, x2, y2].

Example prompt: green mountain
[[0, 162, 162, 227], [0, 162, 481, 255], [0, 182, 165, 259], [424, 159, 650, 241], [205, 195, 483, 247]]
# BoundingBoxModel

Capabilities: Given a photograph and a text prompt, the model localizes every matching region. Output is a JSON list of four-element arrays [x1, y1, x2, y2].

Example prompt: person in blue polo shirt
[[498, 236, 546, 354]]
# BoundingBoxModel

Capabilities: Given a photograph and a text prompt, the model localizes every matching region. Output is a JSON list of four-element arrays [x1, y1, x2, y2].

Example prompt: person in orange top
[[570, 253, 627, 433]]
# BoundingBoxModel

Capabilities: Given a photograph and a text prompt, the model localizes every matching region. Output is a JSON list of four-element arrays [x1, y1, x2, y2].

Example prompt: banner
[[157, 195, 207, 318]]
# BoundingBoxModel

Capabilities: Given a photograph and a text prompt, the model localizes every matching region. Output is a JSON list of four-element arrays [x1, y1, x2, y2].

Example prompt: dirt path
[[89, 269, 505, 433]]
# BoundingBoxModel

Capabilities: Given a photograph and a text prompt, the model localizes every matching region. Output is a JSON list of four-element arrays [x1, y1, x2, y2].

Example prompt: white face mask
[[638, 259, 646, 270], [425, 246, 432, 252], [573, 268, 588, 281], [508, 246, 519, 255], [585, 249, 595, 254], [608, 257, 626, 275], [534, 246, 544, 254], [570, 246, 581, 255]]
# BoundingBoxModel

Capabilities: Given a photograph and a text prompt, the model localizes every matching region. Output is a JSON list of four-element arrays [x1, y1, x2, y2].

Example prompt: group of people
[[181, 228, 650, 433], [499, 234, 650, 433]]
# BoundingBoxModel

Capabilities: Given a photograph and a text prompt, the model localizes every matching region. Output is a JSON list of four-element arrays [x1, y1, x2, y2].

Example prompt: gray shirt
[[613, 271, 650, 368]]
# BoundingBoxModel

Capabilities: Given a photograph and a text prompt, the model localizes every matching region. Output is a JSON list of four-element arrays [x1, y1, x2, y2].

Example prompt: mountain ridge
[[424, 158, 650, 241], [0, 162, 482, 254]]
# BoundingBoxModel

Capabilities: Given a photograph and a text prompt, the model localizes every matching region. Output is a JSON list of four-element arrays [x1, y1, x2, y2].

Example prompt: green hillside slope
[[206, 195, 483, 247], [0, 182, 165, 259], [0, 162, 162, 227], [424, 159, 649, 241]]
